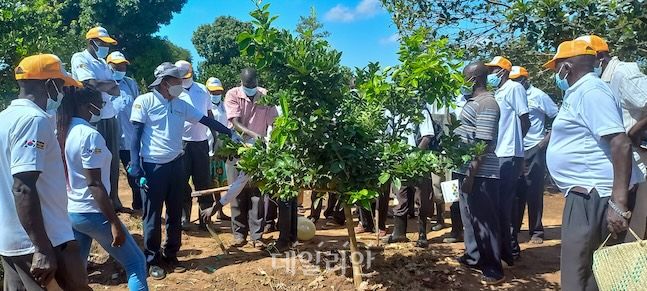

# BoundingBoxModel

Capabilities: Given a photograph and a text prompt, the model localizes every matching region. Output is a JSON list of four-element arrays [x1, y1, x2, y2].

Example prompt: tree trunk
[[343, 204, 363, 288]]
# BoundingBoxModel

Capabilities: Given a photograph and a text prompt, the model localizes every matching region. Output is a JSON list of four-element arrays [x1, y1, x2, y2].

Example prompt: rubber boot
[[383, 215, 409, 244], [416, 216, 429, 248]]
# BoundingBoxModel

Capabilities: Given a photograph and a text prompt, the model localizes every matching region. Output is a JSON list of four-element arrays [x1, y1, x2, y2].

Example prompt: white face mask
[[210, 94, 222, 104], [46, 79, 64, 111], [166, 82, 184, 98], [89, 103, 102, 123], [182, 78, 193, 89]]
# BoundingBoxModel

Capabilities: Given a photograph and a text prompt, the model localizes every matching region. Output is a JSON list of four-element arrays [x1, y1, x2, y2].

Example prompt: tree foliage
[[381, 0, 647, 102], [233, 4, 471, 210], [296, 7, 330, 40]]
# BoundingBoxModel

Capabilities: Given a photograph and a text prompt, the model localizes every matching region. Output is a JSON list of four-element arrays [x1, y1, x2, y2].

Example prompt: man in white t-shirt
[[204, 77, 230, 221], [71, 27, 126, 213], [578, 34, 647, 243], [1, 54, 90, 290], [545, 39, 640, 291], [128, 62, 239, 280], [509, 66, 559, 245], [107, 51, 142, 212], [485, 56, 530, 264], [175, 61, 217, 230]]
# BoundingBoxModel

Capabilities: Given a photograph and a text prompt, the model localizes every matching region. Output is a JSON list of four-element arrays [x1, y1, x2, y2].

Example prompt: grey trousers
[[561, 189, 620, 291], [97, 117, 122, 210], [230, 187, 265, 241], [2, 241, 91, 291]]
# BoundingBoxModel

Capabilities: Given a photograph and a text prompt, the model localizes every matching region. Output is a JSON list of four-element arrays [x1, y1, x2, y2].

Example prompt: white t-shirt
[[130, 90, 204, 164], [71, 50, 117, 119], [180, 83, 213, 142], [385, 104, 435, 147], [494, 79, 529, 157], [207, 102, 228, 157], [524, 86, 558, 150], [113, 77, 139, 151], [65, 118, 112, 213], [547, 73, 643, 197], [0, 99, 74, 256]]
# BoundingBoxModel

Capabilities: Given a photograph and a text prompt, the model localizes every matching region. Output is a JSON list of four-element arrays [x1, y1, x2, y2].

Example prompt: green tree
[[295, 7, 330, 40], [191, 16, 254, 89], [381, 0, 647, 102], [129, 36, 192, 87]]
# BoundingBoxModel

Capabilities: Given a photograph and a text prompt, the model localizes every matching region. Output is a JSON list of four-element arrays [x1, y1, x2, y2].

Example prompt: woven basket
[[592, 228, 647, 291]]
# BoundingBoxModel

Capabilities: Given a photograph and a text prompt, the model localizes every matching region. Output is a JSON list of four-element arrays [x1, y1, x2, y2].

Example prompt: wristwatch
[[608, 200, 632, 220]]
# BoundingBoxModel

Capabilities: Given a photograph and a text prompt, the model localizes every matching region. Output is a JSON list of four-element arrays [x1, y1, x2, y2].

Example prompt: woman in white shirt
[[57, 88, 148, 290]]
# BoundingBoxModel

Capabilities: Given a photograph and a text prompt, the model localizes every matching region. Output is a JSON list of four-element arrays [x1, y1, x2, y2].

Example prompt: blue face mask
[[555, 66, 570, 91], [93, 41, 109, 58], [593, 63, 603, 77], [487, 73, 502, 88], [112, 70, 126, 81], [460, 85, 473, 97], [243, 86, 257, 97], [210, 94, 222, 104]]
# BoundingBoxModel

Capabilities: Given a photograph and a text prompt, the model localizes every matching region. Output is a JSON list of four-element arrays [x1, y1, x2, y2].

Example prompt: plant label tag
[[441, 179, 460, 203]]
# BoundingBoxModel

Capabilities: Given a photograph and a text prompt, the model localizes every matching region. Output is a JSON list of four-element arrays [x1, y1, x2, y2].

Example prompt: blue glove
[[127, 163, 143, 178], [138, 177, 149, 192]]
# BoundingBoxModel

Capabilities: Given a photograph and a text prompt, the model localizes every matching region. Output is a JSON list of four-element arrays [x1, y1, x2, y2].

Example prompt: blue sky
[[157, 0, 400, 69]]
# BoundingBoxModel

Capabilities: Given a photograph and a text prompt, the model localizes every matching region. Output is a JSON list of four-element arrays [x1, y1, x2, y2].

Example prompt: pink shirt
[[225, 86, 278, 137]]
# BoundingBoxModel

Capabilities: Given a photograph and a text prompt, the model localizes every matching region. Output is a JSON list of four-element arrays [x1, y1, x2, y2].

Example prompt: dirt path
[[87, 173, 563, 290]]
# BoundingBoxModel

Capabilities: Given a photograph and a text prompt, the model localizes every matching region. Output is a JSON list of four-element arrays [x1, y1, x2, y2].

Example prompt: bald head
[[241, 68, 258, 88], [463, 61, 488, 89]]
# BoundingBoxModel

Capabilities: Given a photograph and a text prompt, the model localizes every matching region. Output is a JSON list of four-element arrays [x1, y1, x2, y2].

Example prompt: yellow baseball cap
[[85, 27, 117, 45], [175, 60, 193, 79], [106, 51, 130, 65], [485, 56, 512, 71], [509, 66, 529, 79], [543, 40, 597, 70], [15, 54, 82, 87], [575, 35, 609, 53], [206, 77, 224, 91]]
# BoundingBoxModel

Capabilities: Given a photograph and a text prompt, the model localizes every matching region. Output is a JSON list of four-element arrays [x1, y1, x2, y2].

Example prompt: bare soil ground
[[87, 173, 563, 290]]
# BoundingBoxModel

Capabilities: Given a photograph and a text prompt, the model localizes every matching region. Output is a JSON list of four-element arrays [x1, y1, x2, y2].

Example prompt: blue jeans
[[69, 212, 148, 291]]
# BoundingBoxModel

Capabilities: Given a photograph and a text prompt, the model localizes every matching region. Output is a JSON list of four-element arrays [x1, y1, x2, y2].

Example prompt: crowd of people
[[0, 25, 645, 291]]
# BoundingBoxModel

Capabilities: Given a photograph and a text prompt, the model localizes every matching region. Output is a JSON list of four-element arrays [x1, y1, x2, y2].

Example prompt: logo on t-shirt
[[24, 139, 45, 150], [134, 104, 142, 110], [84, 148, 102, 155]]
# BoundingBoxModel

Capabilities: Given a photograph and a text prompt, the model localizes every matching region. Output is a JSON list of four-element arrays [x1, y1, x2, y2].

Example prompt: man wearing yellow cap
[[107, 51, 142, 213], [578, 35, 647, 242], [485, 56, 530, 264], [174, 60, 218, 230], [509, 66, 558, 245], [71, 27, 127, 213], [544, 40, 641, 290], [0, 54, 90, 290]]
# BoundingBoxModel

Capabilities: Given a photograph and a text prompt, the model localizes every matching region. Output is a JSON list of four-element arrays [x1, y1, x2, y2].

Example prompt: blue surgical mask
[[93, 41, 109, 58], [46, 79, 64, 111], [89, 103, 102, 123], [593, 63, 603, 77], [487, 73, 502, 88], [112, 70, 126, 81], [460, 85, 473, 97], [243, 86, 257, 97], [210, 94, 222, 104], [554, 66, 570, 91]]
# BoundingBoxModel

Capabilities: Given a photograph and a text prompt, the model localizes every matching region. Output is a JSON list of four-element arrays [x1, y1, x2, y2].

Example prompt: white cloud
[[379, 33, 400, 45], [325, 4, 356, 22], [324, 0, 384, 23]]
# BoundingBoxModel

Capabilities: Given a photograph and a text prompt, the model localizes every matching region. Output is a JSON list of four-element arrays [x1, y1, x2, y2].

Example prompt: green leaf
[[378, 172, 390, 185], [393, 177, 402, 190]]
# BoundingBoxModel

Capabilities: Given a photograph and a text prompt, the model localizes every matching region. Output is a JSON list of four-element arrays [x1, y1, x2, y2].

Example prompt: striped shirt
[[454, 92, 501, 178]]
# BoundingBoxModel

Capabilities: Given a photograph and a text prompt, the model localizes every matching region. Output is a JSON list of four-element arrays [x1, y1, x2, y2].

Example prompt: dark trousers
[[142, 157, 185, 264], [230, 187, 265, 241], [276, 198, 298, 243], [627, 181, 647, 242], [265, 195, 278, 227], [119, 150, 142, 210], [430, 173, 446, 224], [359, 190, 389, 231], [449, 202, 463, 237], [561, 190, 618, 291], [182, 140, 214, 225], [458, 176, 504, 279], [393, 178, 432, 219], [514, 145, 546, 240], [499, 157, 523, 262], [309, 192, 345, 223], [2, 241, 91, 291], [97, 117, 122, 210]]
